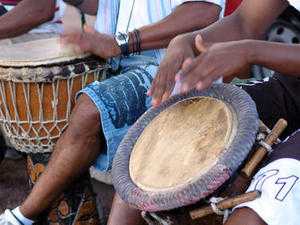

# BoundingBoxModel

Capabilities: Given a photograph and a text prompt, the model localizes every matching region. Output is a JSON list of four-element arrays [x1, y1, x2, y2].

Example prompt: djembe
[[0, 37, 109, 224], [112, 83, 286, 225]]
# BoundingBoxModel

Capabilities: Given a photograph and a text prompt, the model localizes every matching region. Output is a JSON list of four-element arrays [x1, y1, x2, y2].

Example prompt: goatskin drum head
[[129, 97, 237, 192], [112, 83, 259, 212], [0, 37, 88, 67]]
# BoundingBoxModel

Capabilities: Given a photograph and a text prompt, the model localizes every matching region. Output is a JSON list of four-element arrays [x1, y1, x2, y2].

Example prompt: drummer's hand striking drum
[[0, 37, 108, 153], [112, 84, 259, 212]]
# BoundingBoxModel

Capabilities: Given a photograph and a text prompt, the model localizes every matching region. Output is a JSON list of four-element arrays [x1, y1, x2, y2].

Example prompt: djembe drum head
[[0, 37, 107, 153], [0, 37, 88, 67], [112, 83, 259, 212], [130, 96, 236, 192]]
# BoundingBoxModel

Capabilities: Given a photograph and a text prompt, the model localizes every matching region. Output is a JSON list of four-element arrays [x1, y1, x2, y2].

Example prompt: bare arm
[[149, 0, 290, 106], [0, 0, 56, 39], [248, 40, 300, 77], [167, 0, 299, 92], [62, 1, 221, 58], [136, 2, 221, 51], [63, 0, 98, 15], [182, 0, 289, 54]]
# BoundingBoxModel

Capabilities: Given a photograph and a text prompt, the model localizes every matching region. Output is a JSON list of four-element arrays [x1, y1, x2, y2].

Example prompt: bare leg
[[225, 208, 267, 225], [107, 194, 146, 225], [20, 94, 103, 219]]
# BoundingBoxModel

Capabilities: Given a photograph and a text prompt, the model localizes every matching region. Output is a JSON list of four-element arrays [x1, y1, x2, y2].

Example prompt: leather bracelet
[[129, 31, 137, 54], [133, 29, 142, 54]]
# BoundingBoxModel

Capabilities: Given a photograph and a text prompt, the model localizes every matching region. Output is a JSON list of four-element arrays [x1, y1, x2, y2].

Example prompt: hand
[[177, 35, 251, 93], [61, 25, 121, 59], [148, 34, 196, 107]]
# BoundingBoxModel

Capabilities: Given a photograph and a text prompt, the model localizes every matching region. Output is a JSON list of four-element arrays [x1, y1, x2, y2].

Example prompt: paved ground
[[0, 158, 29, 213], [0, 157, 114, 224], [0, 4, 110, 220]]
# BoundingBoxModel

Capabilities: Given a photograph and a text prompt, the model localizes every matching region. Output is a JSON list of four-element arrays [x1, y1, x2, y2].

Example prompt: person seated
[[0, 0, 224, 225], [147, 0, 300, 224], [0, 0, 65, 162]]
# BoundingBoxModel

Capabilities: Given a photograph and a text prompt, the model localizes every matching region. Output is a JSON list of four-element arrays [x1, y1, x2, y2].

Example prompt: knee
[[68, 94, 101, 136]]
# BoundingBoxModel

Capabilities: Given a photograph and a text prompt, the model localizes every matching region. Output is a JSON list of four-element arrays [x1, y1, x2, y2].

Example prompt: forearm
[[78, 0, 98, 15], [0, 0, 56, 39], [248, 40, 300, 77], [134, 2, 221, 52], [63, 0, 98, 15], [178, 0, 288, 55], [179, 13, 269, 56]]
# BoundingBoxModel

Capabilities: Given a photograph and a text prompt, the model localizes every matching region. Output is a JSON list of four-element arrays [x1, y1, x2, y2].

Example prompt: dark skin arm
[[0, 0, 56, 39], [63, 0, 98, 15], [61, 2, 221, 59], [136, 1, 221, 51], [149, 0, 289, 106], [178, 38, 300, 92], [248, 40, 300, 76]]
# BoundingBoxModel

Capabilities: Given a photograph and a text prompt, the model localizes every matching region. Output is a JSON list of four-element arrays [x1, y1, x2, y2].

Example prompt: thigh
[[80, 63, 158, 171]]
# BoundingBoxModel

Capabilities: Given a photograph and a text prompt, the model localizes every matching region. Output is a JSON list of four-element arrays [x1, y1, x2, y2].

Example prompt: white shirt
[[288, 0, 300, 11], [94, 0, 225, 62]]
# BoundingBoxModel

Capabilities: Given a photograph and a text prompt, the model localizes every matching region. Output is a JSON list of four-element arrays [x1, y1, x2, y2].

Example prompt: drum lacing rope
[[256, 132, 273, 154], [259, 140, 273, 153], [209, 197, 231, 224], [0, 67, 105, 153]]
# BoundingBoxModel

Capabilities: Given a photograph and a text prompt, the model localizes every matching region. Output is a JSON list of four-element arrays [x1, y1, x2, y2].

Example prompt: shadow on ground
[[0, 158, 29, 213], [0, 158, 114, 223]]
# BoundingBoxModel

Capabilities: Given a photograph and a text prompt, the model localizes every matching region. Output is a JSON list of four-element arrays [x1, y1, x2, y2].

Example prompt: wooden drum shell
[[0, 61, 108, 153]]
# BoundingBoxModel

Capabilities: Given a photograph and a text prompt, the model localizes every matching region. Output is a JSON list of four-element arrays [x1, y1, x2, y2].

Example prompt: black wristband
[[63, 0, 84, 7]]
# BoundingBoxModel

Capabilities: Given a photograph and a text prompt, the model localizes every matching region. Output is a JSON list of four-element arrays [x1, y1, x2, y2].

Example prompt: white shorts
[[235, 158, 300, 225]]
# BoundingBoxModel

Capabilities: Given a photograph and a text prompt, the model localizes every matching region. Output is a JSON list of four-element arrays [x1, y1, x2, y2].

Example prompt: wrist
[[128, 30, 142, 54], [242, 39, 260, 65], [172, 32, 201, 56], [112, 39, 122, 56], [114, 32, 130, 56]]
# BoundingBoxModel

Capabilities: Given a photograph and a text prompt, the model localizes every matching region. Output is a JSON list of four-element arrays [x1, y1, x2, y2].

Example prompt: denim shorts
[[79, 55, 159, 172]]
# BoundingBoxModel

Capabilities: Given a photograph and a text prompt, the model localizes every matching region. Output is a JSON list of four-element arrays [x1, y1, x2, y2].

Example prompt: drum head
[[112, 83, 259, 212], [129, 96, 236, 192], [0, 37, 88, 67]]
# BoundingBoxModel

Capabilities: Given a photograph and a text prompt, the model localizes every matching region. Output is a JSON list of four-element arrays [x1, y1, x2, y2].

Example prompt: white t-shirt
[[288, 0, 300, 11], [94, 0, 225, 62], [3, 0, 65, 34]]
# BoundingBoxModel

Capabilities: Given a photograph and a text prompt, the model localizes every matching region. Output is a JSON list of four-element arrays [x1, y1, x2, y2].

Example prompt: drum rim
[[112, 83, 259, 212], [0, 54, 89, 67], [0, 37, 89, 67]]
